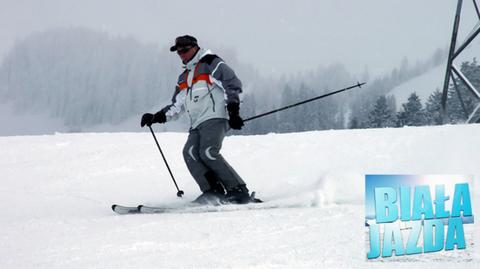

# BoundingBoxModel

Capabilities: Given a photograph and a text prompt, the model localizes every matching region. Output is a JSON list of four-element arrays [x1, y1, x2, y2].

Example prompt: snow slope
[[1, 125, 479, 268], [388, 64, 445, 107], [0, 102, 68, 136], [0, 102, 188, 136]]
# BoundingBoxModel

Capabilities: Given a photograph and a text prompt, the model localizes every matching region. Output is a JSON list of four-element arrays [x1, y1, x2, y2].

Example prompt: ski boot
[[192, 189, 225, 205], [224, 185, 253, 204], [193, 171, 226, 205]]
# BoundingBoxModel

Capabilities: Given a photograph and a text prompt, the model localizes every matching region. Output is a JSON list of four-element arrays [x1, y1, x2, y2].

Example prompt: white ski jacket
[[161, 48, 242, 129]]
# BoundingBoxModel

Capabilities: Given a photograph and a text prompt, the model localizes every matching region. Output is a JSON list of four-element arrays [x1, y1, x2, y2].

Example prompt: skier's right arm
[[140, 85, 186, 128], [160, 84, 186, 122]]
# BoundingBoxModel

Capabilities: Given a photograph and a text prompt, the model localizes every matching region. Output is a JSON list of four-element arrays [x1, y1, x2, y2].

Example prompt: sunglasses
[[177, 46, 193, 55]]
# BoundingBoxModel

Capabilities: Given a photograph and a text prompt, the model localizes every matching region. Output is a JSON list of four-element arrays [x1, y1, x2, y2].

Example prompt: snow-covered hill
[[0, 102, 68, 136], [0, 102, 187, 136], [1, 125, 479, 268], [389, 64, 445, 107]]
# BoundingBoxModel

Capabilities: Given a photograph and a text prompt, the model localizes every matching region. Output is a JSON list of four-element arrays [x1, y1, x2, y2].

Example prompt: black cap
[[169, 35, 198, 52]]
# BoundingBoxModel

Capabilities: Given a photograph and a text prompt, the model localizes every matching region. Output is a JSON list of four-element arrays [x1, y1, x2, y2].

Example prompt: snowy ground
[[1, 124, 479, 268]]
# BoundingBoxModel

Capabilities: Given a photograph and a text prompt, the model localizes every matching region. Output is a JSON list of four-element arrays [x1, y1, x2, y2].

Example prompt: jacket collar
[[183, 48, 212, 71]]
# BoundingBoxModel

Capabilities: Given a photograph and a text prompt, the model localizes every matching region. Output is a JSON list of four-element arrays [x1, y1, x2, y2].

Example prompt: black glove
[[140, 111, 166, 127], [227, 103, 244, 130], [141, 113, 154, 127]]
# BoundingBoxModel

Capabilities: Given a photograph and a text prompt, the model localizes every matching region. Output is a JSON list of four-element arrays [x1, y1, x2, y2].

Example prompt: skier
[[141, 35, 254, 204]]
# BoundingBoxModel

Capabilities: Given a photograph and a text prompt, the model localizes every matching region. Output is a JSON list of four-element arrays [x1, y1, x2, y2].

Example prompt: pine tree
[[462, 58, 480, 88], [397, 92, 427, 126], [237, 93, 257, 135], [278, 84, 296, 133], [349, 117, 360, 129], [367, 95, 397, 128], [425, 89, 443, 125], [446, 58, 480, 123]]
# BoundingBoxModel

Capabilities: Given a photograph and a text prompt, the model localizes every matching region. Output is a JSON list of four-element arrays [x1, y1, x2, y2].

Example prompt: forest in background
[[1, 27, 477, 135]]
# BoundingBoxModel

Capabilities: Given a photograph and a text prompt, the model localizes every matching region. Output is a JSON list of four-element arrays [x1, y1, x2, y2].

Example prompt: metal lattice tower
[[441, 0, 480, 123]]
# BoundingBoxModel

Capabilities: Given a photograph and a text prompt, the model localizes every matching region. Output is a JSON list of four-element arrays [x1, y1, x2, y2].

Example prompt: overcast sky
[[1, 0, 479, 76]]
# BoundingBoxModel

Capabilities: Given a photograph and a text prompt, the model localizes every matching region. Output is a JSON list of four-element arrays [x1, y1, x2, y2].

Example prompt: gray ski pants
[[182, 118, 245, 192]]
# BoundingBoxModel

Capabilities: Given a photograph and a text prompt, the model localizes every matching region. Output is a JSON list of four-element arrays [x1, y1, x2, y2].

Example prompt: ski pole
[[244, 82, 366, 122], [148, 126, 184, 198]]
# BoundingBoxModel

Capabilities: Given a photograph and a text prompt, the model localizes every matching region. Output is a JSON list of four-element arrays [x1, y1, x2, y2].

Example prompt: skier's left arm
[[208, 56, 242, 105], [208, 56, 244, 129]]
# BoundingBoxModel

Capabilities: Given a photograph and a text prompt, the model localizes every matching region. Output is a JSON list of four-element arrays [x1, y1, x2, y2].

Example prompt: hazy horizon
[[1, 0, 479, 77]]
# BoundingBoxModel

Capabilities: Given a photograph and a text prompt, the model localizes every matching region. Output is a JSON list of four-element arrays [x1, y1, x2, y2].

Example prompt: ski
[[111, 204, 141, 214], [138, 203, 209, 214], [138, 204, 271, 215], [112, 192, 263, 215]]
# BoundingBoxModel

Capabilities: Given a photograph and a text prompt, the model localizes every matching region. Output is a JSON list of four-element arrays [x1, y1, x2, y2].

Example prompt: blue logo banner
[[365, 175, 474, 260]]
